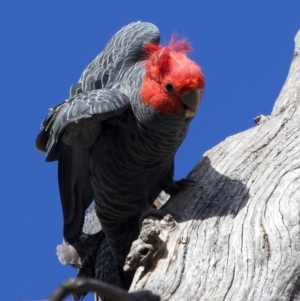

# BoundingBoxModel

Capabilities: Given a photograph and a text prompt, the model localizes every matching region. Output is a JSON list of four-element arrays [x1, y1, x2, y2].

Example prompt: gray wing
[[36, 89, 130, 161], [36, 21, 160, 257], [70, 22, 160, 96], [36, 89, 130, 246]]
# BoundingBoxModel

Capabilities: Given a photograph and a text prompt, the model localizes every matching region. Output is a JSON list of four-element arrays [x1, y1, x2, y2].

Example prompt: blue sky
[[1, 1, 299, 300]]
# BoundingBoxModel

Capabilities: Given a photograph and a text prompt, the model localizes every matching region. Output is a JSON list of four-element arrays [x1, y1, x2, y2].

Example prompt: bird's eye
[[165, 83, 174, 92]]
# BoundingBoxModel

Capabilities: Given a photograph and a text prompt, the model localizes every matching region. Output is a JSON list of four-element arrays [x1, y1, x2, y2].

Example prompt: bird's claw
[[164, 178, 195, 195], [139, 208, 172, 230]]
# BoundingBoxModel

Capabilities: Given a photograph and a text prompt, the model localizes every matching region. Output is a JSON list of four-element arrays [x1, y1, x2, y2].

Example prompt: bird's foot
[[124, 213, 177, 272], [154, 190, 170, 209], [139, 208, 172, 230], [164, 178, 195, 195]]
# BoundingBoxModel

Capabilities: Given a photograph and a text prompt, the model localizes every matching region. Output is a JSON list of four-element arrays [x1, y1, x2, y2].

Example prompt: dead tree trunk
[[128, 30, 300, 301]]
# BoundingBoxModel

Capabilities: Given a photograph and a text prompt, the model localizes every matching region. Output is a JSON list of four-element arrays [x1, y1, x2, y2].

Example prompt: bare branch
[[272, 30, 300, 116], [129, 29, 300, 301], [47, 278, 160, 301]]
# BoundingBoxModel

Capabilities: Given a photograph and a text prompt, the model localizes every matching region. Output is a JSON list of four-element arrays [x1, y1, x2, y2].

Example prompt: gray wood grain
[[129, 30, 300, 301]]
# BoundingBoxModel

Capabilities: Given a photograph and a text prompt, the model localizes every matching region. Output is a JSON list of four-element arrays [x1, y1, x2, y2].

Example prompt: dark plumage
[[36, 21, 204, 294]]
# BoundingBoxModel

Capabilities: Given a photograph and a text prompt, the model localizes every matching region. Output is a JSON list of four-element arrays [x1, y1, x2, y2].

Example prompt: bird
[[36, 21, 204, 293]]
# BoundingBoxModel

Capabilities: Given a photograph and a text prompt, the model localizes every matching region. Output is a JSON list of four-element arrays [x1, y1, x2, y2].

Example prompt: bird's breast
[[88, 116, 186, 219]]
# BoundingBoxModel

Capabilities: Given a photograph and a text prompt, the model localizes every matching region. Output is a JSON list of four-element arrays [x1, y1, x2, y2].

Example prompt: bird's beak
[[181, 89, 201, 118]]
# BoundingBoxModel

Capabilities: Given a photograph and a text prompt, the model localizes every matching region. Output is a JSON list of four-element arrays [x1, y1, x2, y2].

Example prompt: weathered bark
[[129, 30, 300, 301]]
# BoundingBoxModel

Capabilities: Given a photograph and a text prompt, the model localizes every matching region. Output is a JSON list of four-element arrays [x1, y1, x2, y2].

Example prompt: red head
[[141, 36, 205, 117]]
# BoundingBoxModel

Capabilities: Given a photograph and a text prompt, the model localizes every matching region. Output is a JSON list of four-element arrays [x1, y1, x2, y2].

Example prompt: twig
[[47, 277, 160, 301]]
